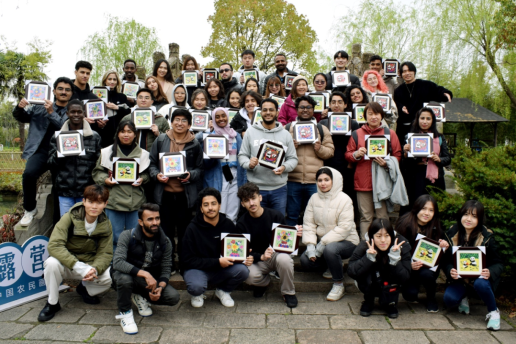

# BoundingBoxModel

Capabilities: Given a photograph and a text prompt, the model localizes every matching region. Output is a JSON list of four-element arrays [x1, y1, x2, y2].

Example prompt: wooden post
[[469, 123, 475, 146], [493, 122, 498, 147]]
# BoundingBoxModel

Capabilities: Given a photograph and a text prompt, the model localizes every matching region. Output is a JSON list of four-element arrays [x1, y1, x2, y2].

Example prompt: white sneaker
[[215, 289, 235, 307], [115, 309, 138, 335], [190, 294, 206, 308], [458, 297, 470, 315], [327, 284, 345, 301], [131, 294, 152, 316], [486, 308, 501, 331], [19, 209, 37, 226], [322, 269, 332, 279]]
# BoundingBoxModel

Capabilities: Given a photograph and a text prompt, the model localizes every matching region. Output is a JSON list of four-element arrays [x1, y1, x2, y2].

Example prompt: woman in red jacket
[[345, 102, 402, 238], [278, 75, 309, 126]]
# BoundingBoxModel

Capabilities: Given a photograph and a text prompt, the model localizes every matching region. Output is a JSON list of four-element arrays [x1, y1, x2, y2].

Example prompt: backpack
[[351, 127, 390, 145], [285, 122, 325, 142]]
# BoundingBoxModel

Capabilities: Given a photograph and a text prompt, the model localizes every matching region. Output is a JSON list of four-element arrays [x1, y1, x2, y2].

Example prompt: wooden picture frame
[[309, 92, 326, 113], [453, 246, 486, 278], [294, 121, 318, 144], [85, 100, 106, 120], [257, 140, 286, 170], [411, 237, 442, 268], [408, 133, 433, 158], [252, 108, 262, 125], [204, 134, 228, 159], [159, 152, 186, 177], [56, 130, 84, 157], [221, 233, 250, 263], [113, 158, 139, 184], [271, 225, 299, 254], [424, 102, 446, 122], [329, 113, 351, 135], [332, 71, 351, 87], [366, 135, 390, 158], [353, 103, 368, 124], [25, 81, 51, 105], [202, 68, 219, 84], [91, 87, 109, 103], [285, 74, 296, 90], [183, 71, 198, 87], [132, 108, 155, 130], [243, 69, 258, 82], [190, 110, 210, 131], [122, 82, 140, 99], [373, 93, 392, 113], [383, 59, 399, 77]]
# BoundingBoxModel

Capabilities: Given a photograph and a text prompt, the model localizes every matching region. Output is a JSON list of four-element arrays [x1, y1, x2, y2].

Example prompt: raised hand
[[366, 239, 377, 255], [391, 238, 405, 252]]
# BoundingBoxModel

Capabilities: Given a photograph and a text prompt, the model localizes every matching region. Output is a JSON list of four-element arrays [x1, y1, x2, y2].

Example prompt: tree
[[0, 38, 52, 150], [201, 0, 319, 77], [78, 15, 163, 86], [494, 0, 516, 49]]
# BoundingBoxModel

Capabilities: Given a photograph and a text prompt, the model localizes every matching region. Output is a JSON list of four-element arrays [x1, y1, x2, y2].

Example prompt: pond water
[[0, 193, 19, 227]]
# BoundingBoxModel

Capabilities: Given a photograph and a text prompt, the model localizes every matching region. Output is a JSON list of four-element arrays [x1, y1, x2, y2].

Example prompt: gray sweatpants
[[245, 252, 295, 295]]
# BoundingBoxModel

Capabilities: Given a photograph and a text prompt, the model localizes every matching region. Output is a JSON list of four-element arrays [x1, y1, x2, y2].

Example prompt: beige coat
[[302, 166, 360, 246]]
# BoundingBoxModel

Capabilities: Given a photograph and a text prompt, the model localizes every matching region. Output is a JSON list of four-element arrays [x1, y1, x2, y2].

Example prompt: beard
[[263, 116, 276, 125], [143, 223, 159, 235]]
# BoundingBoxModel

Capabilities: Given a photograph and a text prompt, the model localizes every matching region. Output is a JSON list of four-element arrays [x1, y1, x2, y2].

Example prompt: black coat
[[99, 90, 131, 148], [126, 224, 169, 279], [70, 81, 99, 101], [208, 98, 228, 109], [229, 113, 248, 134], [221, 77, 242, 96]]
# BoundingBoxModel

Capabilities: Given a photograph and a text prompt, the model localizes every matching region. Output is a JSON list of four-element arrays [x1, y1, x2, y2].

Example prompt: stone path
[[0, 289, 514, 344]]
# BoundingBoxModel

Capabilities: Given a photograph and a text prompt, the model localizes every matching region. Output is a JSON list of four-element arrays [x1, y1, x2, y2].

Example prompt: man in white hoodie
[[238, 98, 298, 215], [235, 50, 267, 94]]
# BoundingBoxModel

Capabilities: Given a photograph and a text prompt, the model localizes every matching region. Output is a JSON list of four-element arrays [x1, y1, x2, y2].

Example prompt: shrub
[[0, 172, 22, 194]]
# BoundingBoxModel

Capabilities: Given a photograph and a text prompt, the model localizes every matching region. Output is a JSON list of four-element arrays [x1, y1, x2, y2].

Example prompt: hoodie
[[158, 84, 191, 118], [238, 121, 298, 191], [70, 81, 99, 101], [182, 212, 236, 271], [221, 77, 242, 95]]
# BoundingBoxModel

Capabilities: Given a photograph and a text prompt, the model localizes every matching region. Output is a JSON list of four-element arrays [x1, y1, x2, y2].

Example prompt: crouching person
[[38, 185, 112, 322], [112, 203, 180, 335]]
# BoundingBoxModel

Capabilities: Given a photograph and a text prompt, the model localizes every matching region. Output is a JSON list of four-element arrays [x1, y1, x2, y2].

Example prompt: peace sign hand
[[366, 239, 377, 255], [390, 238, 406, 252], [388, 238, 405, 265]]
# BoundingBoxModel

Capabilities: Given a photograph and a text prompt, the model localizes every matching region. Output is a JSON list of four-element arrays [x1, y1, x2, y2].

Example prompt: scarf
[[166, 130, 195, 153], [423, 133, 441, 183], [212, 107, 238, 167]]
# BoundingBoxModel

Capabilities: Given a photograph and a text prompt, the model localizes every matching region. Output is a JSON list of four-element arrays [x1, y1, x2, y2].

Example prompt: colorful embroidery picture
[[86, 101, 105, 120], [333, 71, 350, 86], [353, 104, 367, 123], [329, 113, 350, 135], [285, 75, 295, 90], [375, 97, 389, 111], [221, 234, 249, 262], [386, 62, 396, 73], [122, 82, 139, 99], [191, 112, 209, 131], [429, 106, 444, 121], [204, 135, 228, 159], [262, 146, 279, 164], [257, 141, 285, 170], [294, 122, 317, 144], [409, 134, 433, 157], [184, 72, 198, 86], [252, 109, 262, 125], [309, 94, 325, 112], [243, 70, 258, 82], [26, 82, 50, 104], [366, 136, 389, 158], [271, 95, 286, 109], [160, 153, 185, 177], [62, 136, 78, 151], [412, 238, 441, 268], [203, 69, 218, 84], [271, 225, 299, 254], [92, 87, 108, 103], [383, 59, 399, 76], [454, 247, 485, 277], [228, 108, 239, 123], [114, 160, 138, 183], [56, 131, 83, 157], [133, 109, 153, 129]]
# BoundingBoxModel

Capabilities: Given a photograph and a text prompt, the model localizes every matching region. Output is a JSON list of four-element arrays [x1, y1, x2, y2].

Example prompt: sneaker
[[458, 297, 470, 315], [322, 269, 332, 279], [191, 294, 206, 308], [19, 208, 37, 226], [131, 294, 152, 317], [360, 300, 374, 317], [327, 284, 345, 301], [37, 302, 61, 322], [76, 282, 100, 304], [426, 298, 439, 313], [269, 271, 280, 280], [116, 310, 138, 335], [283, 294, 298, 308], [386, 303, 399, 319], [215, 289, 235, 307], [253, 286, 267, 298], [486, 309, 501, 331]]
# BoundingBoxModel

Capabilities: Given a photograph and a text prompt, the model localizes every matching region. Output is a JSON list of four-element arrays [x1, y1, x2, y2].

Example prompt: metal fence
[[0, 152, 25, 172]]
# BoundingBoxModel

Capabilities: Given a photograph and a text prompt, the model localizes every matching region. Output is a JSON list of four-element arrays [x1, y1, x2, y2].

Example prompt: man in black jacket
[[182, 188, 252, 308], [113, 203, 180, 335], [71, 61, 98, 101], [220, 62, 242, 96], [325, 50, 361, 93], [262, 54, 298, 96]]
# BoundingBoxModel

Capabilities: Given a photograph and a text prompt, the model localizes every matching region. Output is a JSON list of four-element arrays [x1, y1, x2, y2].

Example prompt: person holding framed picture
[[278, 75, 310, 126], [361, 70, 398, 129], [144, 76, 170, 112], [175, 56, 203, 106], [344, 85, 370, 113], [325, 50, 361, 93], [92, 120, 150, 251], [48, 100, 102, 216], [262, 53, 298, 96], [395, 195, 449, 312], [301, 167, 359, 302], [204, 78, 228, 109], [235, 49, 266, 92], [229, 90, 263, 135], [348, 218, 411, 318], [368, 55, 398, 95], [442, 200, 503, 331], [152, 59, 175, 103]]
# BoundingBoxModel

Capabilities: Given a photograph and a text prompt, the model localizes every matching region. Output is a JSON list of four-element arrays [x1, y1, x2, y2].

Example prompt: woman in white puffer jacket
[[301, 166, 360, 302]]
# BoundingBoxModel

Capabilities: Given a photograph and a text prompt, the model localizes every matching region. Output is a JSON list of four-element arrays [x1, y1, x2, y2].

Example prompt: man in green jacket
[[38, 185, 113, 322]]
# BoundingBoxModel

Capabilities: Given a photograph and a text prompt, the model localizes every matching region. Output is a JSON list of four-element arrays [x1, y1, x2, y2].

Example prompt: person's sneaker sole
[[360, 311, 372, 317]]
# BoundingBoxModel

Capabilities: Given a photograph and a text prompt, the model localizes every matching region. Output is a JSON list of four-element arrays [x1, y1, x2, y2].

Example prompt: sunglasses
[[314, 80, 326, 84], [220, 69, 232, 73]]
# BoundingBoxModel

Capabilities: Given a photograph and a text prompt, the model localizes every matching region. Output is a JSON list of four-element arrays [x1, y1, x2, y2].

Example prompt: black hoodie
[[222, 77, 242, 96], [70, 80, 99, 101], [182, 212, 236, 271]]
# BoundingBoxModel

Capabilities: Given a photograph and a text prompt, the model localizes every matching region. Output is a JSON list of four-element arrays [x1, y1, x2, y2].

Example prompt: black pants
[[160, 191, 192, 266], [356, 274, 400, 306], [401, 268, 439, 302], [22, 150, 49, 211], [396, 123, 411, 147], [114, 271, 180, 312]]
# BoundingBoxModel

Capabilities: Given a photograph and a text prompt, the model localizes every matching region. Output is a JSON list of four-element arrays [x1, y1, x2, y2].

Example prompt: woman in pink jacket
[[278, 76, 309, 126]]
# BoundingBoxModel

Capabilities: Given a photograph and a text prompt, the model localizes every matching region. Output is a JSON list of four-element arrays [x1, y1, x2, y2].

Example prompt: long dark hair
[[244, 77, 259, 92], [368, 218, 396, 264], [409, 107, 439, 136], [345, 85, 369, 111], [153, 59, 174, 83], [204, 78, 225, 100], [457, 200, 485, 246], [226, 88, 243, 107], [111, 120, 137, 160], [396, 195, 442, 244]]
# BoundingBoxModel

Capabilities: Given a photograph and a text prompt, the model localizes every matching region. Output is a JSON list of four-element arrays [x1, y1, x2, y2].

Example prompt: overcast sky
[[0, 0, 354, 83]]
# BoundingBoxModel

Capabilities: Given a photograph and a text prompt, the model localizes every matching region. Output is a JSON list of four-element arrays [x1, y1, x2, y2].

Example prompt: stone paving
[[0, 288, 515, 344]]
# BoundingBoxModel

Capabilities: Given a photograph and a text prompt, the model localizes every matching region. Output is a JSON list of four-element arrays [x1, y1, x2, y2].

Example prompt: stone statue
[[168, 43, 182, 80]]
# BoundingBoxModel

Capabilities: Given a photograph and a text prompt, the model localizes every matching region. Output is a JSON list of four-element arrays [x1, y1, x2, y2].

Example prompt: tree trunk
[[485, 49, 516, 110]]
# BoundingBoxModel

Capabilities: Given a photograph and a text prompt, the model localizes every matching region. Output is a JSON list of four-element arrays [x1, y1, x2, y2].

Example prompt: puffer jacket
[[287, 119, 334, 183], [277, 95, 298, 126], [47, 120, 101, 198], [47, 202, 113, 275], [345, 124, 402, 191], [302, 167, 360, 246]]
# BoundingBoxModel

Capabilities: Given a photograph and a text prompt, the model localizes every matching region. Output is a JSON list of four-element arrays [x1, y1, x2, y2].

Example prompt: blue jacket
[[13, 103, 68, 159], [195, 131, 247, 191]]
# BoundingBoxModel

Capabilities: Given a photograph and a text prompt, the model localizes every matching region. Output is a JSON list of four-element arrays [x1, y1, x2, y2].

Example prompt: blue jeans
[[443, 278, 497, 312], [286, 182, 317, 226], [105, 209, 139, 251], [183, 265, 249, 296], [402, 268, 440, 302], [58, 197, 84, 217], [259, 185, 287, 215]]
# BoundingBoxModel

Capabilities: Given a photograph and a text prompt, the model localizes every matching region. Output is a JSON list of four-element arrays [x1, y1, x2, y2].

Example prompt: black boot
[[360, 300, 374, 317], [76, 282, 100, 304], [386, 302, 399, 319], [38, 302, 61, 322], [253, 286, 267, 298]]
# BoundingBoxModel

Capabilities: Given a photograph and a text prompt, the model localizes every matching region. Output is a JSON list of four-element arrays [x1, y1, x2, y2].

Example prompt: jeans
[[160, 191, 192, 267], [259, 185, 287, 215], [443, 278, 497, 312], [300, 241, 357, 281], [22, 149, 49, 211], [105, 209, 139, 251], [402, 268, 439, 302], [113, 271, 180, 312], [286, 182, 317, 226], [183, 264, 249, 296], [58, 197, 83, 217]]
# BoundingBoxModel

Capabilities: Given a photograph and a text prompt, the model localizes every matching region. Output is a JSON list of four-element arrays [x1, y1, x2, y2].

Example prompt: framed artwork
[[284, 74, 296, 90], [25, 81, 51, 105], [411, 237, 442, 268], [191, 110, 210, 131], [257, 141, 286, 170], [85, 100, 106, 120], [227, 108, 239, 123], [122, 82, 140, 99], [252, 109, 262, 125], [409, 133, 433, 157], [353, 103, 368, 124], [424, 102, 446, 122], [366, 135, 389, 158], [243, 69, 258, 82], [183, 71, 198, 87], [271, 225, 299, 254], [309, 92, 326, 113], [221, 234, 250, 263], [329, 113, 351, 135], [91, 87, 109, 103], [204, 135, 228, 159], [294, 121, 318, 144], [383, 59, 399, 77], [332, 71, 351, 87], [373, 93, 392, 112], [453, 247, 486, 277], [168, 106, 188, 121], [56, 130, 84, 157], [113, 158, 139, 184], [132, 108, 155, 130], [202, 68, 219, 84], [271, 95, 286, 109], [160, 152, 186, 177]]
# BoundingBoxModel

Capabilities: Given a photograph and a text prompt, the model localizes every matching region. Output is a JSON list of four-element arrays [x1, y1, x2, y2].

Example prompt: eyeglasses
[[298, 106, 313, 110], [173, 118, 189, 124], [220, 69, 232, 73], [56, 87, 72, 92], [314, 80, 325, 84]]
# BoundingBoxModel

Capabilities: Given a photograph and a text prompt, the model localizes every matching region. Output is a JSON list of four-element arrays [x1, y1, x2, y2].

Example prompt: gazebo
[[445, 98, 509, 147]]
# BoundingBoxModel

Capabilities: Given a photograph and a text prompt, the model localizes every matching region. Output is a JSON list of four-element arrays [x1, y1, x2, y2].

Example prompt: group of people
[[13, 49, 502, 334]]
